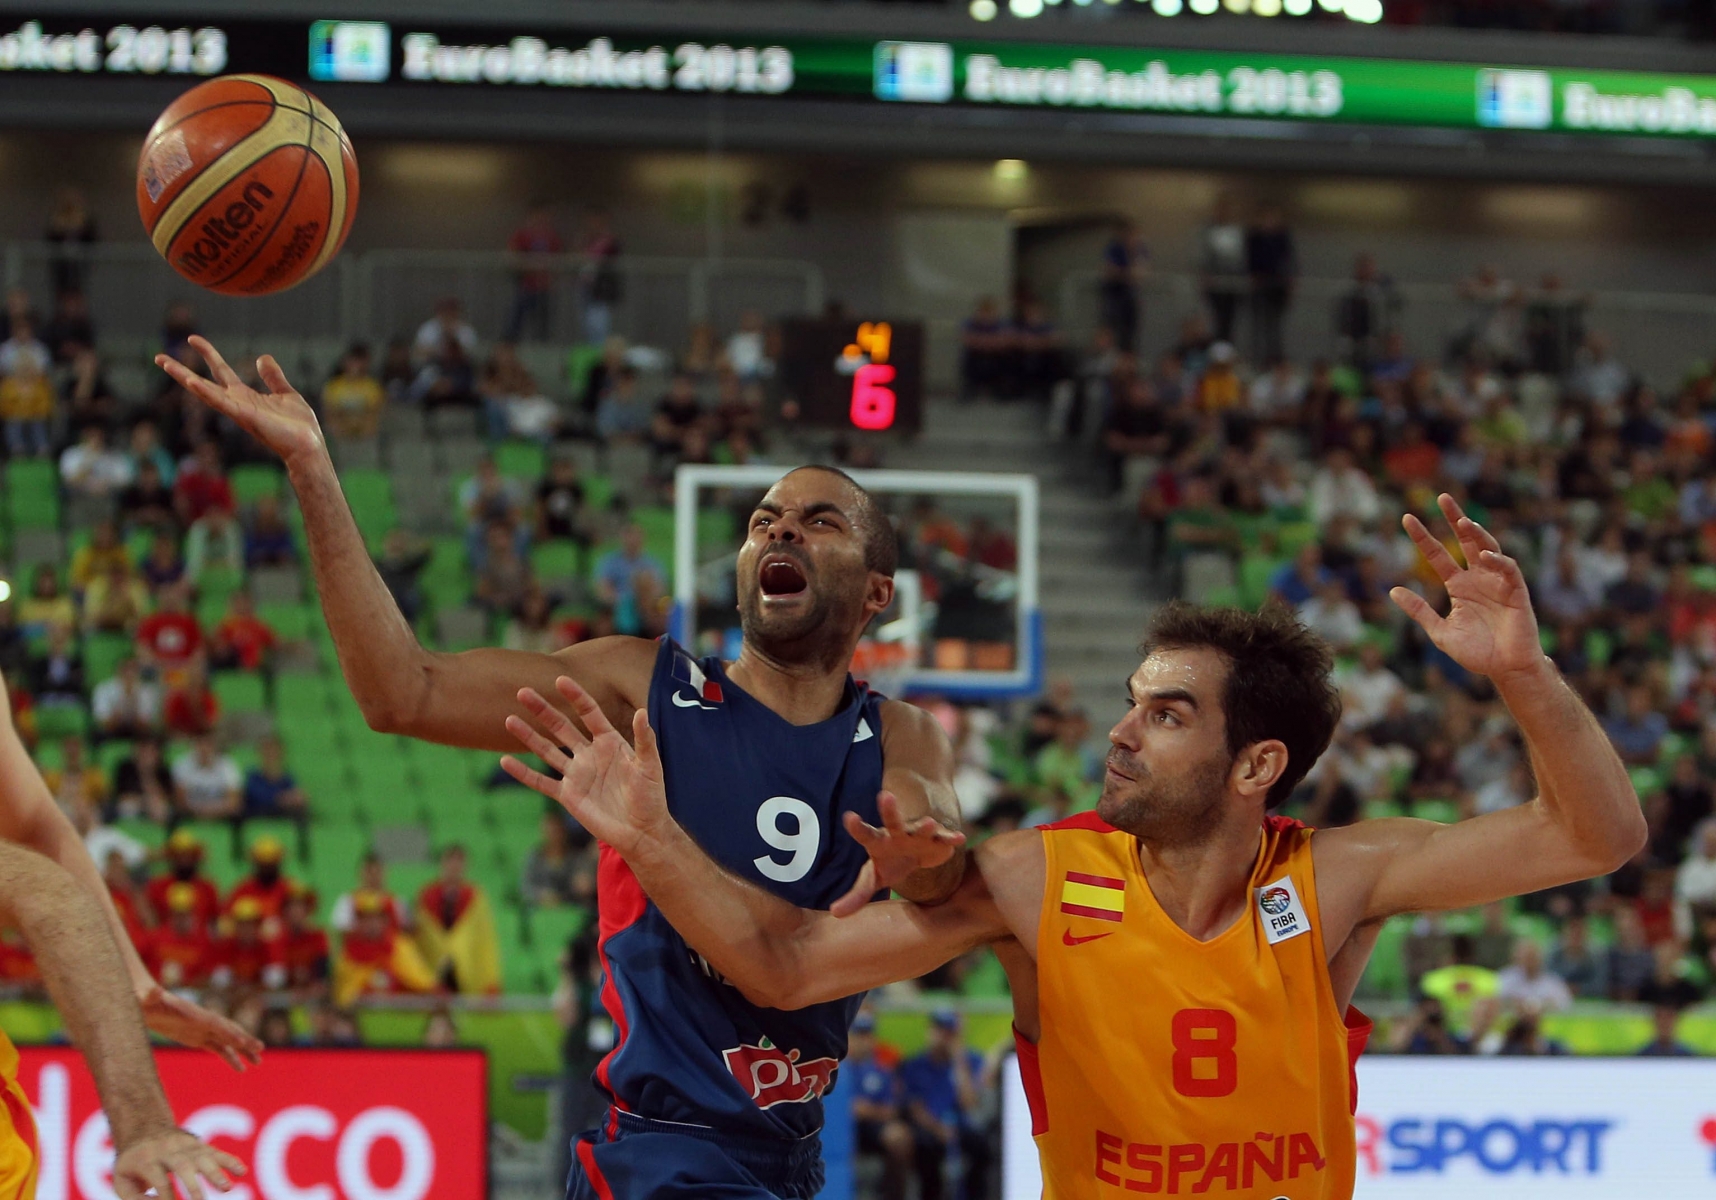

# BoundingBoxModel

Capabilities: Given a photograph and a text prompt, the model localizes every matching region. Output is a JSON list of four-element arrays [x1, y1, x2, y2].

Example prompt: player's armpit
[[1316, 802, 1630, 927], [397, 636, 657, 751]]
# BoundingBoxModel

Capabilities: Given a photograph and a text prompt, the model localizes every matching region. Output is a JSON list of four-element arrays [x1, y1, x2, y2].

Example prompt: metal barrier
[[1055, 268, 1716, 386], [1, 242, 825, 357]]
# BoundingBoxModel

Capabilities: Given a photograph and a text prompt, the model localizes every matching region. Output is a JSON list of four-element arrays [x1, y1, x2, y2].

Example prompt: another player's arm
[[1319, 496, 1645, 924], [0, 839, 244, 1200], [0, 673, 261, 1069], [501, 679, 1029, 1009], [157, 337, 653, 750], [827, 700, 969, 917]]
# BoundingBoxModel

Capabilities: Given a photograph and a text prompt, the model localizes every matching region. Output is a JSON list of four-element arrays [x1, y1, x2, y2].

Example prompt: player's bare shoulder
[[877, 697, 955, 767], [973, 828, 1048, 959], [1308, 817, 1443, 957], [551, 635, 661, 726]]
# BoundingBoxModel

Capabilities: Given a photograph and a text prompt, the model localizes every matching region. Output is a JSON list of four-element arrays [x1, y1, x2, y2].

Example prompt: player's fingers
[[212, 1149, 246, 1178], [1479, 549, 1526, 587], [830, 861, 878, 919], [1389, 586, 1442, 633], [554, 676, 618, 739], [189, 335, 242, 387], [173, 1159, 210, 1200], [504, 715, 575, 775], [842, 809, 885, 846], [154, 355, 229, 408], [904, 819, 968, 847], [1441, 493, 1500, 560], [215, 1043, 243, 1072], [516, 688, 590, 751], [500, 755, 566, 801], [1401, 513, 1460, 583], [877, 791, 908, 834], [631, 709, 663, 779], [139, 1160, 174, 1200], [256, 353, 296, 398], [109, 1172, 143, 1200]]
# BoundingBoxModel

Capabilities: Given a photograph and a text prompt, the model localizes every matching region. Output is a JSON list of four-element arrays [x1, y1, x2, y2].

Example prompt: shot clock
[[777, 317, 924, 434]]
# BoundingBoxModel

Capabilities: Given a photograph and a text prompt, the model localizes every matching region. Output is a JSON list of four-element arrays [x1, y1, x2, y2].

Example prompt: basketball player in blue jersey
[[158, 336, 970, 1200]]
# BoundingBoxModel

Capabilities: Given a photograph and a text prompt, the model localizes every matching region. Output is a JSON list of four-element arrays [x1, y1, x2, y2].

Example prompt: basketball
[[135, 74, 358, 297]]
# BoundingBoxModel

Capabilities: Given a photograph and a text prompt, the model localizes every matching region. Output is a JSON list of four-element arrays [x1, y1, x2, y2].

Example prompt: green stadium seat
[[386, 862, 438, 908], [528, 905, 590, 954], [9, 491, 59, 532], [582, 473, 614, 512], [696, 507, 737, 550], [566, 343, 605, 395], [96, 738, 135, 776], [257, 603, 313, 641], [230, 465, 284, 505], [494, 441, 547, 482], [1410, 797, 1462, 824], [84, 631, 133, 685], [1238, 555, 1285, 611], [211, 671, 267, 714], [31, 740, 65, 772], [530, 542, 581, 588], [34, 703, 88, 742], [113, 818, 165, 852]]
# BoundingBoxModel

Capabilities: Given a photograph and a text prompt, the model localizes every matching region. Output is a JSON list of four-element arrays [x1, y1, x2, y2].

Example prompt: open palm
[[1390, 493, 1544, 682], [501, 678, 671, 857], [155, 335, 324, 467]]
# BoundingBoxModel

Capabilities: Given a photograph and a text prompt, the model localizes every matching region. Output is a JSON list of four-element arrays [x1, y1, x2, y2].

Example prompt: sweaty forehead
[[761, 469, 857, 515], [1130, 646, 1230, 700]]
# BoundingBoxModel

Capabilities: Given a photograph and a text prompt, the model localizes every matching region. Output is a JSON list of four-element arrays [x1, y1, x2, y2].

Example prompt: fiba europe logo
[[1259, 887, 1293, 916]]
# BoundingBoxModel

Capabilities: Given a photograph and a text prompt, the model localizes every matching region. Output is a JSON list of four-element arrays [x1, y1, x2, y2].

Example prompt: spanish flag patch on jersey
[[1059, 871, 1125, 922]]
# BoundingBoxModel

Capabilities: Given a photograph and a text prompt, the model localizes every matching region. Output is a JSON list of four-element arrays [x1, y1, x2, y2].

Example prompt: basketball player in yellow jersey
[[503, 494, 1647, 1200]]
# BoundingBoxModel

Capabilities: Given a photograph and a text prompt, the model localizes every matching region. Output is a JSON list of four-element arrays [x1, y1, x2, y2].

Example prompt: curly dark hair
[[1140, 601, 1342, 810]]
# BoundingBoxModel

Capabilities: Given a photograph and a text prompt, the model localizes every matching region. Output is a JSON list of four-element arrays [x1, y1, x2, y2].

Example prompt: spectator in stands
[[1604, 684, 1669, 766], [959, 298, 1010, 403], [523, 812, 595, 909], [1474, 758, 1534, 817], [1333, 252, 1399, 368], [81, 558, 149, 636], [228, 836, 296, 930], [650, 373, 705, 463], [45, 187, 96, 296], [1546, 916, 1608, 999], [504, 585, 560, 654], [506, 204, 563, 342], [320, 344, 385, 442], [331, 853, 404, 935], [243, 495, 297, 569], [1674, 820, 1716, 942], [899, 1009, 992, 1200], [113, 737, 174, 823], [1032, 708, 1100, 814], [93, 656, 162, 743], [117, 460, 176, 536], [148, 883, 219, 990], [726, 310, 773, 383], [278, 882, 330, 996], [242, 736, 306, 830], [1418, 934, 1500, 1040], [1100, 377, 1172, 496], [101, 846, 151, 949], [459, 456, 524, 545], [1636, 997, 1697, 1057], [578, 209, 623, 346], [474, 521, 532, 617], [145, 830, 219, 928], [59, 425, 132, 502], [1245, 205, 1295, 365], [171, 733, 240, 821], [535, 457, 590, 546], [1570, 332, 1630, 409], [379, 339, 415, 408], [1308, 447, 1382, 528], [42, 289, 93, 365], [1495, 1012, 1569, 1057], [848, 1010, 912, 1200], [209, 591, 276, 673], [1015, 300, 1068, 403], [139, 530, 185, 595], [127, 420, 175, 485], [0, 312, 51, 456], [185, 504, 245, 589], [28, 626, 84, 708], [138, 581, 202, 678], [480, 342, 557, 443], [1198, 194, 1248, 344], [1296, 574, 1365, 653], [1496, 937, 1574, 1017], [374, 530, 431, 626], [1391, 997, 1469, 1055], [17, 565, 73, 644], [413, 844, 501, 996], [1659, 754, 1712, 863], [173, 441, 234, 526], [43, 735, 108, 822], [594, 365, 649, 443], [163, 662, 219, 738], [1099, 220, 1146, 354], [334, 889, 437, 1007], [1606, 906, 1655, 1002], [411, 296, 478, 371], [594, 524, 665, 637], [68, 519, 130, 595], [218, 898, 285, 993], [409, 303, 478, 412]]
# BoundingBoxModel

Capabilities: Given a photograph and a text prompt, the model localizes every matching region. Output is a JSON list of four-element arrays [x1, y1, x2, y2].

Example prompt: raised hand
[[501, 678, 670, 857], [829, 792, 966, 919], [138, 983, 263, 1072], [112, 1127, 245, 1200], [1391, 493, 1545, 684], [154, 335, 324, 468]]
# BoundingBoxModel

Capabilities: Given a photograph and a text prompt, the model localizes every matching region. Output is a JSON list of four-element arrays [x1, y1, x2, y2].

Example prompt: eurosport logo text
[[1354, 1113, 1616, 1176]]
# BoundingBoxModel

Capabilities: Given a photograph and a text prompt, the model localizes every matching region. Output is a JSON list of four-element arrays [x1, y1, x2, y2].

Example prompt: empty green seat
[[35, 703, 88, 742], [530, 542, 580, 585], [84, 632, 133, 685], [494, 441, 547, 482], [230, 465, 284, 504], [257, 603, 313, 641], [212, 671, 267, 714]]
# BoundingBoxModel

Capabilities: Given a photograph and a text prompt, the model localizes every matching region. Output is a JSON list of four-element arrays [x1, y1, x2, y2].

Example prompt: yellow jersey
[[0, 1028, 39, 1200], [1020, 812, 1370, 1199]]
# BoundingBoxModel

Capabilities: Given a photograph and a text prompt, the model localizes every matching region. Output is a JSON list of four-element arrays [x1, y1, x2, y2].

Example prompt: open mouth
[[759, 555, 809, 598]]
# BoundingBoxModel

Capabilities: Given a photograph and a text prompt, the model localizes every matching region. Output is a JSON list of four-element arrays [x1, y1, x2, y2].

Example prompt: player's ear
[[864, 572, 895, 619], [1233, 739, 1288, 801]]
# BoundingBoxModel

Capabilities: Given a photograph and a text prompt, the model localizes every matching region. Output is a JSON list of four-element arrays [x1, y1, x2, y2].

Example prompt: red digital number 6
[[851, 363, 897, 431], [1170, 1008, 1238, 1098]]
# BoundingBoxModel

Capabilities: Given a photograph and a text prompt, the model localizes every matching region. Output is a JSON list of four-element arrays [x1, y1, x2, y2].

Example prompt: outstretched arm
[[0, 840, 245, 1200], [502, 679, 1017, 1009], [0, 674, 261, 1070], [157, 337, 653, 749], [1323, 495, 1645, 920]]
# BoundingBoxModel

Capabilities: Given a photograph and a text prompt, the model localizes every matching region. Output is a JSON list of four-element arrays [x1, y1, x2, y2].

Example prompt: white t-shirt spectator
[[172, 751, 241, 816], [0, 337, 49, 378], [1495, 965, 1573, 1014], [1296, 594, 1365, 651], [86, 823, 147, 870], [1335, 662, 1406, 730], [92, 677, 162, 729], [60, 442, 134, 496], [1308, 465, 1381, 528], [411, 316, 478, 365]]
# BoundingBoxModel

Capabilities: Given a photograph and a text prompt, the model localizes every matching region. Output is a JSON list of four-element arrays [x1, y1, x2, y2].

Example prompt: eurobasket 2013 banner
[[14, 1046, 487, 1200], [1000, 1054, 1716, 1198]]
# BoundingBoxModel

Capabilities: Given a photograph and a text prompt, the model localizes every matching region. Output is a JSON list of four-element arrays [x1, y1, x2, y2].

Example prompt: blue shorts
[[566, 1109, 825, 1200]]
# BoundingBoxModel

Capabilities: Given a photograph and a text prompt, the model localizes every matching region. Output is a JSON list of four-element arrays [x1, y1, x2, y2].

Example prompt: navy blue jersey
[[590, 638, 887, 1142]]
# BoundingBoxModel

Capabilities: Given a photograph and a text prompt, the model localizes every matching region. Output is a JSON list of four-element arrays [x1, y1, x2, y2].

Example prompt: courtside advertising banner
[[15, 1046, 487, 1200], [1001, 1054, 1716, 1198]]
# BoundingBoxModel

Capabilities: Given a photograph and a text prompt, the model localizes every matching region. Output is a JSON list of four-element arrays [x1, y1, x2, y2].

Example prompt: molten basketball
[[136, 74, 359, 297]]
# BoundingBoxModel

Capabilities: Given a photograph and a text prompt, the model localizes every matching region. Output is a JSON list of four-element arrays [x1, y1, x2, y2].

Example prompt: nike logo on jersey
[[671, 692, 716, 710], [1062, 929, 1114, 946]]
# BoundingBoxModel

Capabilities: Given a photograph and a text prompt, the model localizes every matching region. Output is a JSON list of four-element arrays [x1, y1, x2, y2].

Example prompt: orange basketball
[[136, 74, 359, 297]]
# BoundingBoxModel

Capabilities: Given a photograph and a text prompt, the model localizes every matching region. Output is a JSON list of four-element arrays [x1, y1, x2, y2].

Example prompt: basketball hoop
[[851, 639, 916, 699]]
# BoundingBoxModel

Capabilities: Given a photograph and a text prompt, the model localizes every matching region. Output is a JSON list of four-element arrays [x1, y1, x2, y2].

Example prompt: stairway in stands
[[888, 399, 1161, 725]]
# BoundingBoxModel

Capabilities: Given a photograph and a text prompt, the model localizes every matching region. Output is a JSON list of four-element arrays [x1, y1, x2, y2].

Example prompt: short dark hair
[[789, 466, 898, 578], [1141, 601, 1340, 810]]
